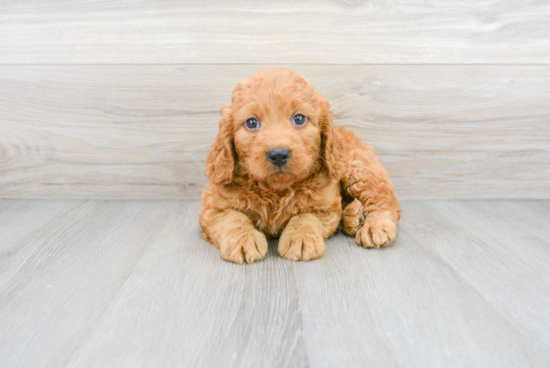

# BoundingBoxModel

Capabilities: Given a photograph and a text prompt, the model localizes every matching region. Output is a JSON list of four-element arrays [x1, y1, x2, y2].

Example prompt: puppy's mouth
[[266, 163, 309, 183], [269, 165, 291, 174]]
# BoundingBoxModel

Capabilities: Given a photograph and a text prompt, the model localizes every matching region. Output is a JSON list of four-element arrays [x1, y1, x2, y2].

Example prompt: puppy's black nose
[[267, 148, 291, 167]]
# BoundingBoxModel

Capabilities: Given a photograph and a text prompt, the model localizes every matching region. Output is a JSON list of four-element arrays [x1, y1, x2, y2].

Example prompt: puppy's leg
[[343, 151, 400, 249], [201, 209, 268, 264], [278, 211, 340, 262]]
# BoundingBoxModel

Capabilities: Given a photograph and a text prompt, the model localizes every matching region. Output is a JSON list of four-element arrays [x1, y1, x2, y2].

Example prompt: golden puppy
[[199, 68, 400, 264]]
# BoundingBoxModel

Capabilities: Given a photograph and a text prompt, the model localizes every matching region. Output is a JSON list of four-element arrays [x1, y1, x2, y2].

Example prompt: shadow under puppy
[[199, 68, 400, 264]]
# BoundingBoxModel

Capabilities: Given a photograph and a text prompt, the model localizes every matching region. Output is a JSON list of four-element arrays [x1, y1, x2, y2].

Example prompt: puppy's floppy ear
[[320, 108, 344, 178], [205, 105, 236, 185]]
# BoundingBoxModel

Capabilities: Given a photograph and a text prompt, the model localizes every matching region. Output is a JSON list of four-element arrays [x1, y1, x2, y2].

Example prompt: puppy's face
[[205, 68, 341, 189], [230, 69, 326, 188]]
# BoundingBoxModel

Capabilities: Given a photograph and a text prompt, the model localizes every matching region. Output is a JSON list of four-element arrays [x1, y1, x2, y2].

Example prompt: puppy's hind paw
[[342, 199, 365, 236], [356, 211, 397, 249]]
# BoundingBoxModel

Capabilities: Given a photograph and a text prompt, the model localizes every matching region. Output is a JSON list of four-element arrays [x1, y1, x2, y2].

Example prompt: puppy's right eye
[[245, 117, 260, 131]]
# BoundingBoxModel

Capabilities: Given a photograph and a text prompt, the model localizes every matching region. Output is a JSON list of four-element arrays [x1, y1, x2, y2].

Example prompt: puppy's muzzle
[[267, 147, 291, 167]]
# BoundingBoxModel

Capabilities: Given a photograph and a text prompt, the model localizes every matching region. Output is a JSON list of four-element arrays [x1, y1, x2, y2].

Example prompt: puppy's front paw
[[356, 211, 397, 249], [220, 229, 268, 264], [278, 228, 325, 262]]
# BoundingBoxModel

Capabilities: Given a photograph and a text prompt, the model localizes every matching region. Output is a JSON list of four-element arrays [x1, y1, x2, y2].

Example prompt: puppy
[[199, 68, 400, 264]]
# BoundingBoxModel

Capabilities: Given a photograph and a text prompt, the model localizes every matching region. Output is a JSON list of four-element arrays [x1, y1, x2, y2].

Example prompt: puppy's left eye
[[292, 114, 307, 127]]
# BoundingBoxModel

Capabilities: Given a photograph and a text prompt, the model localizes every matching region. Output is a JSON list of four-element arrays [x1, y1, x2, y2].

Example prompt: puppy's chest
[[241, 191, 308, 236]]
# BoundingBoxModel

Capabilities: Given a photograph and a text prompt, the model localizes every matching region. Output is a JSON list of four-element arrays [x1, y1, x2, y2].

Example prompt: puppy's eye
[[292, 114, 307, 127], [245, 117, 260, 131]]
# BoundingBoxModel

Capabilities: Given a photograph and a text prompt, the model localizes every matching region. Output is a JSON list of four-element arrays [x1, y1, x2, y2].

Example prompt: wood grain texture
[[0, 199, 549, 367], [1, 65, 549, 199], [0, 200, 180, 367], [402, 201, 550, 357], [1, 0, 549, 64], [295, 203, 550, 367]]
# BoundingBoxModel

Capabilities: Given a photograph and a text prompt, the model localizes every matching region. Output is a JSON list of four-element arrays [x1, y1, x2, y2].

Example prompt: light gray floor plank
[[65, 201, 306, 368], [0, 201, 180, 367], [451, 200, 550, 268], [0, 200, 86, 283], [0, 200, 85, 251], [1, 200, 549, 367], [294, 213, 549, 367], [498, 200, 550, 229], [403, 201, 550, 360]]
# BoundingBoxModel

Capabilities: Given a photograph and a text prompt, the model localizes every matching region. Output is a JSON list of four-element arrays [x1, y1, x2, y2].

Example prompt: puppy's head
[[205, 68, 342, 189]]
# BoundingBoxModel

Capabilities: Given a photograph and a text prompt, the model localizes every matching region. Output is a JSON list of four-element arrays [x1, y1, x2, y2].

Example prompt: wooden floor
[[0, 200, 549, 367]]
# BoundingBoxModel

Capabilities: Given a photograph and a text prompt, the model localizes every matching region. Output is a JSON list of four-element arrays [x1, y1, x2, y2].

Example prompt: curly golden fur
[[199, 68, 400, 264]]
